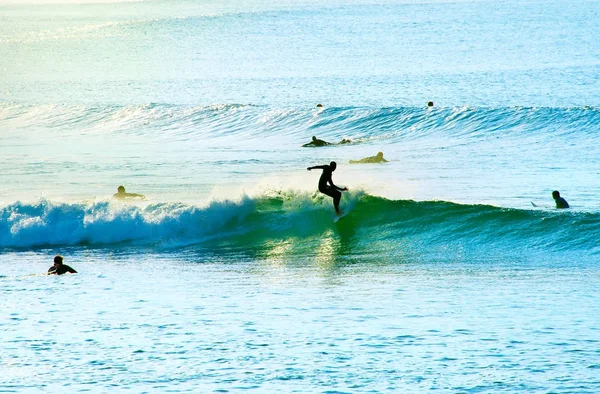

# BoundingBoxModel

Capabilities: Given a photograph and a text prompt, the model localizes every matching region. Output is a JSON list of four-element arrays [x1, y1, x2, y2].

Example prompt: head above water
[[329, 161, 337, 171], [117, 185, 125, 193], [54, 255, 63, 265], [552, 190, 560, 199], [376, 152, 384, 158], [427, 101, 434, 107]]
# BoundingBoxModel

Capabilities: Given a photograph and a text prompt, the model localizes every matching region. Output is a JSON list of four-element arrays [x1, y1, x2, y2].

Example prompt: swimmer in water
[[113, 185, 145, 200]]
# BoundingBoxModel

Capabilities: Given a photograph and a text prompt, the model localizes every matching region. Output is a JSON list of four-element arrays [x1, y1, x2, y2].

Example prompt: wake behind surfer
[[307, 161, 348, 215]]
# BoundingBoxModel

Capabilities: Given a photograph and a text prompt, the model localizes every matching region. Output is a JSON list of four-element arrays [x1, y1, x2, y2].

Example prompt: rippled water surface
[[2, 0, 600, 392], [2, 253, 599, 393]]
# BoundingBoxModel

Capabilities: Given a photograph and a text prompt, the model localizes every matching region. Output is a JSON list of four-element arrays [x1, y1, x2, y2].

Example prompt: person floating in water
[[349, 152, 388, 164], [427, 101, 434, 107], [303, 136, 332, 147], [552, 190, 569, 208], [113, 185, 145, 200], [48, 255, 77, 275], [307, 161, 348, 215]]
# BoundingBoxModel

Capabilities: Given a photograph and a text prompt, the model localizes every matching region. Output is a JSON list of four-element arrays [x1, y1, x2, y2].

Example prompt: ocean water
[[2, 0, 600, 392]]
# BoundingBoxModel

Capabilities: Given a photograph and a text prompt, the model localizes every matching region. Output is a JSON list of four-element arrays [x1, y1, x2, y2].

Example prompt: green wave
[[202, 193, 600, 258], [1, 194, 598, 259]]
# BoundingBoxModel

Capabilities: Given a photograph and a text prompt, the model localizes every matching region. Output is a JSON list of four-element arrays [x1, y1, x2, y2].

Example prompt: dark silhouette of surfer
[[307, 161, 348, 214], [303, 136, 332, 147], [302, 136, 354, 147], [48, 255, 77, 275], [349, 151, 388, 164], [113, 185, 145, 200], [552, 190, 569, 208]]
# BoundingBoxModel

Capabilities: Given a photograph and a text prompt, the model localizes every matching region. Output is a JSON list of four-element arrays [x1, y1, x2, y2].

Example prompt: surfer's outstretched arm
[[307, 165, 326, 171], [128, 193, 145, 199]]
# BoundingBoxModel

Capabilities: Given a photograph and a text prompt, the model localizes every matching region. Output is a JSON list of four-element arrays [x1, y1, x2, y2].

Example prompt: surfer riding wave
[[307, 161, 348, 215]]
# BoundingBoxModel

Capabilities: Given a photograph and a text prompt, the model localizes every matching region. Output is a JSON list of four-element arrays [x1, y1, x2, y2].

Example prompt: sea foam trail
[[1, 193, 598, 253]]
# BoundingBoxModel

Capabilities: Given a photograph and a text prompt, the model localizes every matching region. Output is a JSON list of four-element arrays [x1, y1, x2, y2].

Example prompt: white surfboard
[[333, 210, 349, 222]]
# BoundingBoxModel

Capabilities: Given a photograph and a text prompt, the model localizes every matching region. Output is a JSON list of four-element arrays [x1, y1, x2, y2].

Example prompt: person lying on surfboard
[[349, 151, 388, 164], [307, 161, 348, 215], [48, 255, 77, 275], [113, 185, 145, 200], [302, 136, 332, 147]]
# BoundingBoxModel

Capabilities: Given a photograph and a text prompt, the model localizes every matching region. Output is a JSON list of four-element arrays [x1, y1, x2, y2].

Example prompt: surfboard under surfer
[[307, 161, 348, 215]]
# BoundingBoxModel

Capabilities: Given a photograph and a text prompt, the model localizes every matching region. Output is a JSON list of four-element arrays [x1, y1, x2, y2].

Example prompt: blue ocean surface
[[1, 0, 600, 392]]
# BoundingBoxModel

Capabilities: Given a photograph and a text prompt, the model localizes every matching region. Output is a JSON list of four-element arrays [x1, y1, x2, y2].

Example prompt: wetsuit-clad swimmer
[[48, 255, 77, 275], [302, 136, 332, 147], [552, 190, 569, 209], [307, 161, 348, 214]]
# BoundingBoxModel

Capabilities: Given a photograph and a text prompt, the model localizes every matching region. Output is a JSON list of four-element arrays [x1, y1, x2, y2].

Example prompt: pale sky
[[0, 0, 144, 4]]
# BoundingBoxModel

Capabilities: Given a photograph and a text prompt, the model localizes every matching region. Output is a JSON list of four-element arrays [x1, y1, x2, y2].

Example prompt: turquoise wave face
[[1, 193, 598, 256]]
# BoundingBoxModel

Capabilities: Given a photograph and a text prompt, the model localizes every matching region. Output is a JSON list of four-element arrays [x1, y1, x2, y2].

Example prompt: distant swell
[[1, 103, 599, 144], [1, 193, 598, 253]]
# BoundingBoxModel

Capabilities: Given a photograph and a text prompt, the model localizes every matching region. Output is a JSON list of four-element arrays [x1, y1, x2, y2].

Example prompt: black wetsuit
[[555, 197, 569, 209], [312, 139, 329, 147], [303, 138, 331, 147], [48, 264, 77, 275], [315, 165, 342, 211]]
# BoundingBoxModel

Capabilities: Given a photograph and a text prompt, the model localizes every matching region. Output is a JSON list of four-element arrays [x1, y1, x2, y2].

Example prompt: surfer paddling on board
[[302, 136, 332, 147], [307, 161, 348, 215], [113, 185, 145, 200], [48, 255, 77, 275]]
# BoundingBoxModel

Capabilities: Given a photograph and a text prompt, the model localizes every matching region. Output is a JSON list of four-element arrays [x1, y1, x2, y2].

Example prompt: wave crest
[[1, 193, 598, 253]]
